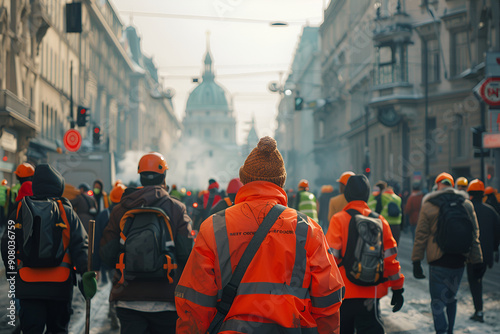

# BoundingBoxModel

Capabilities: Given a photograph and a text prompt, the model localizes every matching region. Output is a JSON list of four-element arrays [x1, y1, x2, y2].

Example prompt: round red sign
[[480, 77, 500, 107], [63, 129, 82, 152]]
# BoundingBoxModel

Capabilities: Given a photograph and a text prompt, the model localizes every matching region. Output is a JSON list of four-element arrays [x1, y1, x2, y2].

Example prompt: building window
[[423, 39, 440, 83], [375, 44, 408, 85], [451, 31, 469, 77]]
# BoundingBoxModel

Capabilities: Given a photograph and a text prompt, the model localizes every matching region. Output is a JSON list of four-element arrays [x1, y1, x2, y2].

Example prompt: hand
[[495, 251, 499, 263], [391, 288, 404, 312], [82, 271, 97, 299], [413, 261, 426, 279], [472, 263, 487, 279]]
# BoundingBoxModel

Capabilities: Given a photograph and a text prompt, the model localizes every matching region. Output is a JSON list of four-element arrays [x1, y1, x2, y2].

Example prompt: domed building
[[183, 41, 237, 145]]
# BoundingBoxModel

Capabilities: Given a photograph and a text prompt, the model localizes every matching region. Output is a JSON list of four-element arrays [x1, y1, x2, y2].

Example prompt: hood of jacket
[[120, 185, 170, 209], [422, 187, 468, 204], [235, 181, 288, 206]]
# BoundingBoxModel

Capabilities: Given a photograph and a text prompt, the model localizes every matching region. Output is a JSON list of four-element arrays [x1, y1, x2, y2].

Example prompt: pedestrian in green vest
[[368, 181, 402, 244], [294, 179, 318, 220]]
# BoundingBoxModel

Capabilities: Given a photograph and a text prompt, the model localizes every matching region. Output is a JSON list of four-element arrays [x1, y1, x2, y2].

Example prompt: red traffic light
[[80, 108, 86, 114], [186, 191, 192, 196], [2, 156, 7, 162], [365, 167, 371, 173], [93, 126, 100, 134]]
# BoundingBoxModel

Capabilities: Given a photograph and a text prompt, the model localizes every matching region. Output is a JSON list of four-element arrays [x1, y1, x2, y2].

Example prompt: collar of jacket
[[234, 181, 287, 206], [343, 200, 372, 215], [422, 187, 468, 204]]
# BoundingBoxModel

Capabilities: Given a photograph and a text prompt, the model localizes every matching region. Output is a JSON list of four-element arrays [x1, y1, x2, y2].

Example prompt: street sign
[[479, 77, 500, 107], [486, 52, 500, 77], [483, 133, 500, 148], [63, 129, 82, 152]]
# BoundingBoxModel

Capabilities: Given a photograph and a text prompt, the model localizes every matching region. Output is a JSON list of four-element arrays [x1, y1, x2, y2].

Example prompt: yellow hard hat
[[456, 177, 468, 187]]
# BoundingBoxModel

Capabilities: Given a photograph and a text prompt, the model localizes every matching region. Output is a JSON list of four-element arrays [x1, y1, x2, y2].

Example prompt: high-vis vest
[[10, 183, 21, 204], [176, 193, 344, 333], [298, 191, 318, 220]]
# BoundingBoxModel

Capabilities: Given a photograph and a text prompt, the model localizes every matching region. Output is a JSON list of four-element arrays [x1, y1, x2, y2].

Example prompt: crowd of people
[[1, 136, 499, 334]]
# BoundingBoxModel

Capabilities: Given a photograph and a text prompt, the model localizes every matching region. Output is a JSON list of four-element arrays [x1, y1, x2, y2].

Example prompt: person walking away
[[7, 163, 35, 217], [209, 177, 243, 215], [169, 184, 183, 201], [92, 179, 109, 213], [412, 172, 483, 334], [175, 136, 344, 333], [368, 181, 403, 245], [456, 177, 468, 192], [318, 185, 336, 233], [326, 174, 405, 334], [404, 182, 424, 243], [328, 171, 355, 221], [484, 186, 500, 216], [70, 183, 98, 233], [93, 182, 127, 329], [100, 152, 193, 334], [1, 164, 96, 334], [293, 179, 318, 220], [466, 179, 500, 322]]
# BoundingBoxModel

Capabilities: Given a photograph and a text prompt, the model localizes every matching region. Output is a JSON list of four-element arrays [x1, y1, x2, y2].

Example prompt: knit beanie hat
[[344, 174, 370, 203], [239, 136, 287, 188]]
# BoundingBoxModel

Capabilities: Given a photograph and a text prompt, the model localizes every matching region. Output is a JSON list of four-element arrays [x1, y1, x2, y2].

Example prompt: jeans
[[429, 265, 464, 334], [466, 263, 486, 312]]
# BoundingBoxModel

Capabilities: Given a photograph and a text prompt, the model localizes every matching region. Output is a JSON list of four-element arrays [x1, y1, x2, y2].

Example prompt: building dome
[[185, 45, 231, 112]]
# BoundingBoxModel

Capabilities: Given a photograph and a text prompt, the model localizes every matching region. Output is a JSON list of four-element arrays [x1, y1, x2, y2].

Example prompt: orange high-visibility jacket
[[326, 200, 404, 299], [175, 181, 345, 333]]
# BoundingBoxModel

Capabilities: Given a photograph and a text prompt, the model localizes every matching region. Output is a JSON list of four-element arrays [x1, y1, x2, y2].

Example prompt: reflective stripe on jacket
[[298, 191, 318, 220], [326, 200, 404, 299], [175, 181, 344, 334]]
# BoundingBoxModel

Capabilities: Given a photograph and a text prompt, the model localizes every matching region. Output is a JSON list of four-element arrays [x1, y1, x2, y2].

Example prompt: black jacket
[[471, 198, 500, 267]]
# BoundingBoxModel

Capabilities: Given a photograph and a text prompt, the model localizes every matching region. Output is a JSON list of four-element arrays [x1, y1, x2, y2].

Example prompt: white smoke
[[116, 150, 146, 186]]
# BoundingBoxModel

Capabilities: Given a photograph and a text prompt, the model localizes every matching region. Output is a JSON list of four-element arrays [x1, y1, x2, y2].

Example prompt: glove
[[413, 261, 426, 279], [82, 271, 97, 300], [391, 288, 404, 312], [472, 263, 487, 279], [495, 250, 499, 263]]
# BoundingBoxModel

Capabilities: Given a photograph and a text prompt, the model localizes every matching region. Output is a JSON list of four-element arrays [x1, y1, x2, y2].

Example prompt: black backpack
[[428, 193, 474, 254], [15, 197, 70, 268], [116, 207, 177, 282], [341, 209, 386, 286]]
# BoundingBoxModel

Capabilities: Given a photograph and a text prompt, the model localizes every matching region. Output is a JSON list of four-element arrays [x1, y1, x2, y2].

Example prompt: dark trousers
[[467, 263, 486, 312], [340, 298, 384, 334], [116, 307, 177, 334], [19, 299, 72, 334], [389, 224, 401, 245]]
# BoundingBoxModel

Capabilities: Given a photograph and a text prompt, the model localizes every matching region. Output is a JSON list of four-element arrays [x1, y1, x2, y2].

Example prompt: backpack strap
[[207, 204, 286, 333], [224, 197, 232, 207], [56, 200, 69, 229]]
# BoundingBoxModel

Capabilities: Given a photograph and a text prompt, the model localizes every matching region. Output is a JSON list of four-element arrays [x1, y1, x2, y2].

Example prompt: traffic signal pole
[[480, 101, 486, 181], [70, 61, 74, 129]]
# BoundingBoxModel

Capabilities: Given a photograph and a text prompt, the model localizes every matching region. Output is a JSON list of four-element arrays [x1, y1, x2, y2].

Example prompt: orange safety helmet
[[298, 179, 309, 189], [15, 163, 35, 178], [336, 171, 355, 185], [484, 186, 495, 195], [467, 179, 484, 192], [137, 152, 168, 174], [435, 172, 454, 187], [1, 179, 7, 186], [109, 183, 126, 203]]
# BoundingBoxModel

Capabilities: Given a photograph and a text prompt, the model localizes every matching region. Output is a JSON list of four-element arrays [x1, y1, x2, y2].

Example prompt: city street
[[0, 231, 499, 333]]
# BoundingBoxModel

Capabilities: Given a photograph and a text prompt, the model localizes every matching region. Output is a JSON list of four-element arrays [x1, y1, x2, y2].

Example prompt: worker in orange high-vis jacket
[[326, 174, 404, 334], [175, 136, 345, 333]]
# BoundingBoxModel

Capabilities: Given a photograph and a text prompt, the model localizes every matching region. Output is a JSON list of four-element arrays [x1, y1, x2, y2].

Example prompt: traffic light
[[295, 97, 304, 111], [471, 126, 484, 148], [76, 106, 89, 127], [363, 163, 371, 178], [93, 126, 101, 145]]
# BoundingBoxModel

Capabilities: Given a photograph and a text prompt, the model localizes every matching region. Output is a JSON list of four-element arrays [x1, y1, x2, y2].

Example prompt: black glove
[[391, 288, 404, 313], [413, 261, 426, 279], [495, 250, 499, 263], [472, 263, 487, 279]]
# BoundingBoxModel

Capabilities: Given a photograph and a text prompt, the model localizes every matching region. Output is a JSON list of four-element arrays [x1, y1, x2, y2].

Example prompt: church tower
[[183, 34, 237, 144]]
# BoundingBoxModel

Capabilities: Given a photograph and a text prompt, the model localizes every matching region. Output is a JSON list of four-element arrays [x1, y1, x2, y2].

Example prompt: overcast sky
[[112, 0, 326, 145]]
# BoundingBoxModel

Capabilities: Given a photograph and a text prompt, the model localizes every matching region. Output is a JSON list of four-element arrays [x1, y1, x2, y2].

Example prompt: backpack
[[387, 201, 401, 217], [428, 193, 474, 255], [116, 207, 177, 283], [341, 209, 386, 286], [15, 197, 70, 268]]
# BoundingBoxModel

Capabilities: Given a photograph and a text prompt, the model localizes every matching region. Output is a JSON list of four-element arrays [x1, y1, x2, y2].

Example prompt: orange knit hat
[[239, 136, 286, 188]]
